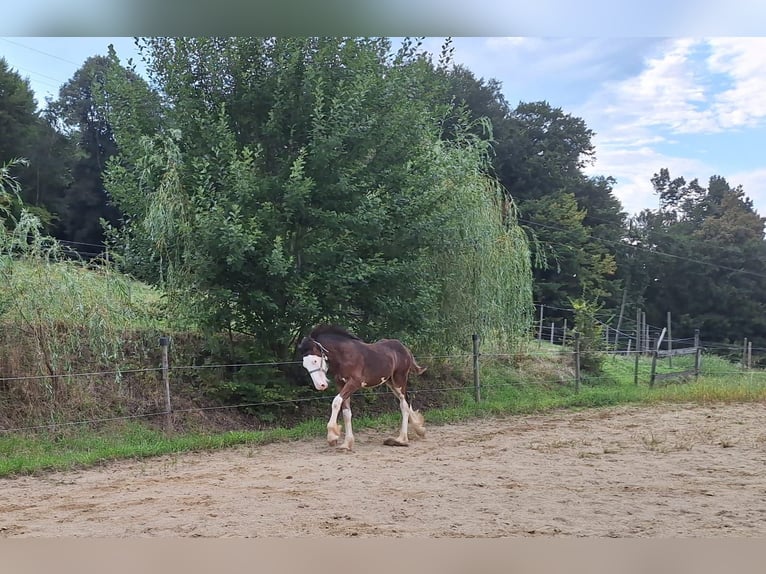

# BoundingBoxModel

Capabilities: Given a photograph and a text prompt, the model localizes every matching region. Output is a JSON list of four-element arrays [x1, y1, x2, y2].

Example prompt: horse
[[297, 324, 426, 451]]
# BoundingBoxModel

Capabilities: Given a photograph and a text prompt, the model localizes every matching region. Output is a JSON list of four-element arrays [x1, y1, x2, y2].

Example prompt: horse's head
[[297, 336, 329, 391]]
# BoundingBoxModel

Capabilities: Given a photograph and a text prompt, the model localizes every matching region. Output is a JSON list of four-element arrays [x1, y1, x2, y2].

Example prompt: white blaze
[[302, 354, 328, 390]]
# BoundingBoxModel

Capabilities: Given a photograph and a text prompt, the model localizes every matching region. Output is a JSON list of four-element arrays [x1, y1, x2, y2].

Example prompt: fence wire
[[3, 336, 765, 435]]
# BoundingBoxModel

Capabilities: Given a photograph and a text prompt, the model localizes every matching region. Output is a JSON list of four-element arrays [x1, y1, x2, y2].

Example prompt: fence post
[[667, 311, 673, 368], [634, 309, 641, 385], [694, 329, 701, 380], [574, 332, 581, 394], [160, 336, 172, 431], [649, 328, 666, 388], [472, 334, 481, 403], [538, 305, 544, 347], [742, 338, 749, 370]]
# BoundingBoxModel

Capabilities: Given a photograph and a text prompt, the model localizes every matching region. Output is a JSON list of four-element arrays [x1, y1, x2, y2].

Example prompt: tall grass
[[0, 214, 175, 429]]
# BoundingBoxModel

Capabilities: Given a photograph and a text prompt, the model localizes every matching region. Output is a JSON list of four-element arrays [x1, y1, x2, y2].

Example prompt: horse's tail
[[412, 361, 427, 375], [408, 350, 427, 375]]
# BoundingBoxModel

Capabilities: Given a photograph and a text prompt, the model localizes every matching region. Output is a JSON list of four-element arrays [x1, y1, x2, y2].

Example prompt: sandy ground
[[2, 402, 766, 538]]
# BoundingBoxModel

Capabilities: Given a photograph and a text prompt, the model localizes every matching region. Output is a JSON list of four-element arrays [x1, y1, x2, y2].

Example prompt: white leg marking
[[327, 394, 343, 446], [388, 385, 410, 445], [397, 393, 410, 444], [340, 406, 354, 450]]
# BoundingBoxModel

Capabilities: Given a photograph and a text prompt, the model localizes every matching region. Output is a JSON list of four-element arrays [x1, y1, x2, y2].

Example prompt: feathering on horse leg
[[409, 406, 426, 438], [382, 383, 411, 446], [339, 408, 354, 450], [396, 392, 411, 445], [326, 394, 343, 446], [339, 398, 354, 451]]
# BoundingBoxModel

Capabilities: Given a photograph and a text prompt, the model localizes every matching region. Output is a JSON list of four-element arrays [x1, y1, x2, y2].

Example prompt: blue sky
[[2, 36, 766, 217]]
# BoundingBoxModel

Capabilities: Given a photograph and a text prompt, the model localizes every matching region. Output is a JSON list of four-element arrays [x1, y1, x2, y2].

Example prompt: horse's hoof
[[328, 439, 339, 447], [383, 438, 409, 447]]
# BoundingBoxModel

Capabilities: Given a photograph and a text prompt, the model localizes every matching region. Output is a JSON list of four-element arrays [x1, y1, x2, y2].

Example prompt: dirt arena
[[2, 402, 766, 538]]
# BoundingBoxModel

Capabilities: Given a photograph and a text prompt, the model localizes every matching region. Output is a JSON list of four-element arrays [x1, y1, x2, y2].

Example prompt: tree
[[0, 58, 37, 166], [45, 55, 127, 247], [0, 58, 71, 231], [104, 37, 533, 359], [637, 170, 766, 344], [500, 103, 616, 314], [502, 101, 596, 205], [439, 70, 621, 319]]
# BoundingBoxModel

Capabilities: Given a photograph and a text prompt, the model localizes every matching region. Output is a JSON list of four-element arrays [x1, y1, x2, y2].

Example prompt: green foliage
[[103, 37, 534, 358], [441, 76, 623, 316], [44, 55, 122, 246], [633, 170, 766, 344], [570, 298, 605, 373], [1, 158, 26, 227], [0, 58, 38, 163], [0, 58, 74, 235]]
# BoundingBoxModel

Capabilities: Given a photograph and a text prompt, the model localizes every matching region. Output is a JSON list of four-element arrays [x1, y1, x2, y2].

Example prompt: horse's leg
[[326, 394, 343, 446], [384, 383, 412, 446], [409, 403, 426, 438], [339, 397, 354, 451], [327, 383, 358, 449]]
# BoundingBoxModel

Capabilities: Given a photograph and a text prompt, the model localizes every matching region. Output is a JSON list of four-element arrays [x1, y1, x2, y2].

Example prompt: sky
[[2, 36, 766, 217]]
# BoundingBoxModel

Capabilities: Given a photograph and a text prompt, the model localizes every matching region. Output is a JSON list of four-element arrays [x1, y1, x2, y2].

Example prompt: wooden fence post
[[160, 336, 172, 431], [472, 334, 481, 403], [574, 332, 581, 394], [694, 329, 701, 380], [743, 338, 749, 370], [649, 328, 667, 388], [667, 311, 673, 368]]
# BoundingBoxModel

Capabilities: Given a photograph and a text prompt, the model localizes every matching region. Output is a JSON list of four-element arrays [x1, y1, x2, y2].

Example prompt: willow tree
[[103, 37, 532, 359]]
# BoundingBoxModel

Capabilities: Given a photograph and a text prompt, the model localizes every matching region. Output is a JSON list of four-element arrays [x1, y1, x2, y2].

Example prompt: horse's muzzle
[[302, 354, 329, 390]]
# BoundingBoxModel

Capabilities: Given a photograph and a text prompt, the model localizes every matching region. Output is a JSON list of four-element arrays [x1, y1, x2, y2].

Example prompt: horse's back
[[373, 338, 426, 375]]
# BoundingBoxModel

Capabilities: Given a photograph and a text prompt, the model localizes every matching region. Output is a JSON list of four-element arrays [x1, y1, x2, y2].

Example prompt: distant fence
[[649, 328, 701, 386], [533, 303, 765, 368]]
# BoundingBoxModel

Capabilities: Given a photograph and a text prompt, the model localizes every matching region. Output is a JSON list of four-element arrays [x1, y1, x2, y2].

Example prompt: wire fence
[[3, 328, 766, 436]]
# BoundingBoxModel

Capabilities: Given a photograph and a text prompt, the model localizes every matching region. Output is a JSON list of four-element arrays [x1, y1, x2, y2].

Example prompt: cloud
[[707, 38, 766, 130], [573, 38, 766, 215], [582, 38, 766, 140], [584, 135, 711, 215]]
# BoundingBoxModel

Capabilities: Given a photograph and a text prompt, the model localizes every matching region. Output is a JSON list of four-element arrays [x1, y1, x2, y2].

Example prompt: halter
[[306, 338, 329, 374]]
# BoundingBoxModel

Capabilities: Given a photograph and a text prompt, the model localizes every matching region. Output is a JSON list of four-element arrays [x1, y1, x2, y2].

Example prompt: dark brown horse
[[297, 325, 426, 450]]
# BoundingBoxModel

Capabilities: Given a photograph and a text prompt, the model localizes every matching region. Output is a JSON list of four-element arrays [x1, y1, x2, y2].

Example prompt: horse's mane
[[309, 324, 362, 341]]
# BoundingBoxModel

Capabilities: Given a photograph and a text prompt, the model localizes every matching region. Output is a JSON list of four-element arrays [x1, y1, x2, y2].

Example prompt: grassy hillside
[[1, 255, 190, 430]]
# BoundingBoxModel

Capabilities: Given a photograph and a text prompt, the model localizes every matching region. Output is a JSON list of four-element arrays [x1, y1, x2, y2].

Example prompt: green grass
[[0, 419, 326, 477], [3, 350, 765, 478]]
